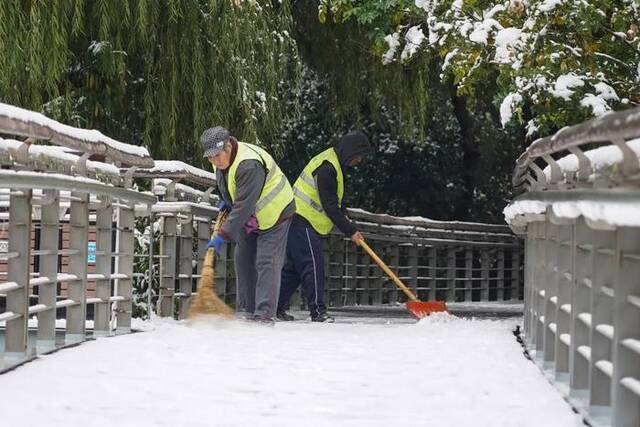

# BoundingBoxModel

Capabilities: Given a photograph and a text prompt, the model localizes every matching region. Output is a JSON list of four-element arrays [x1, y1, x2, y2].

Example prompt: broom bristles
[[188, 244, 234, 320]]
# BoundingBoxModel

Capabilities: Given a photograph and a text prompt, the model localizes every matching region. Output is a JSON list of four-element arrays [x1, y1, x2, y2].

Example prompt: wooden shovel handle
[[359, 240, 418, 302]]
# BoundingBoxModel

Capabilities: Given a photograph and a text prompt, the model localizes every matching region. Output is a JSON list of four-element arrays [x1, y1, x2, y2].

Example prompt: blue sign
[[87, 241, 96, 263]]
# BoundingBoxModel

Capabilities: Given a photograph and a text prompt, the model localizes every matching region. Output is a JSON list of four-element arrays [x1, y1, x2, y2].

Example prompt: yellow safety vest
[[293, 148, 344, 235], [228, 142, 294, 230]]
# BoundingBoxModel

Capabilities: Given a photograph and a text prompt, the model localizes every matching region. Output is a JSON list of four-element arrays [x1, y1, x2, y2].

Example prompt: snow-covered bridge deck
[[0, 311, 580, 427]]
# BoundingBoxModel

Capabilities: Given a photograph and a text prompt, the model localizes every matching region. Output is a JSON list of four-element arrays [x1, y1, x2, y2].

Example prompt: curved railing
[[0, 103, 156, 372], [505, 106, 640, 427], [0, 102, 522, 375]]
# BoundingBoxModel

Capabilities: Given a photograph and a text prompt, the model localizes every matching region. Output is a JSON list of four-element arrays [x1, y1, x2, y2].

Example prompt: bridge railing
[[127, 164, 218, 319], [209, 206, 522, 309], [505, 106, 640, 426], [0, 101, 523, 374], [0, 103, 156, 370]]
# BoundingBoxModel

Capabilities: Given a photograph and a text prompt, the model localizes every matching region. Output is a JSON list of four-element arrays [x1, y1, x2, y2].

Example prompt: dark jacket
[[294, 130, 370, 236]]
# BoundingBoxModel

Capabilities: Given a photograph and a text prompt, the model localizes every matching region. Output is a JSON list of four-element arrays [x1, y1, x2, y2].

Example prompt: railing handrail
[[0, 103, 154, 168], [512, 106, 640, 192], [347, 208, 512, 233], [0, 169, 156, 205], [128, 160, 216, 188], [0, 137, 122, 182]]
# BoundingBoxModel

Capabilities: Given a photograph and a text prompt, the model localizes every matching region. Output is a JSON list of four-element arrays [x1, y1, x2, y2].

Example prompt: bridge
[[0, 102, 637, 426]]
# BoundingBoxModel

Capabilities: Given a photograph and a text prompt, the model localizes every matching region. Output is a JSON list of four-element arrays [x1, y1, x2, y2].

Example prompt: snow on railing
[[0, 101, 521, 376], [0, 103, 154, 168], [201, 205, 523, 310], [505, 106, 640, 427], [0, 104, 221, 370], [0, 103, 156, 373], [129, 160, 216, 188], [512, 106, 640, 193], [143, 174, 219, 319]]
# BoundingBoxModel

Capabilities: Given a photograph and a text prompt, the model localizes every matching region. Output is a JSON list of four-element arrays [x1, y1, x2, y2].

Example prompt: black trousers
[[277, 222, 326, 317]]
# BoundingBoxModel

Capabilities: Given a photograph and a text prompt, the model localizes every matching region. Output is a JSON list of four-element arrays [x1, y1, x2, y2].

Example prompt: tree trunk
[[448, 82, 480, 221]]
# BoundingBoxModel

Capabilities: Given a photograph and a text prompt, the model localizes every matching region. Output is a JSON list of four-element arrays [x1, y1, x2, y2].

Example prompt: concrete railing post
[[36, 189, 59, 352], [569, 218, 591, 401], [115, 201, 135, 333], [94, 196, 113, 337], [177, 217, 193, 320], [612, 227, 640, 426], [497, 249, 505, 301], [66, 192, 89, 345], [158, 214, 177, 317], [5, 189, 32, 360]]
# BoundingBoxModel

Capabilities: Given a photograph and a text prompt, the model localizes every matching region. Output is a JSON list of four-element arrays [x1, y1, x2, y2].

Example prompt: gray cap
[[200, 126, 231, 158]]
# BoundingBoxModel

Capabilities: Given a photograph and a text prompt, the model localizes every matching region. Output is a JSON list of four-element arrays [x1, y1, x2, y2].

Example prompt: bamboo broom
[[188, 210, 234, 319]]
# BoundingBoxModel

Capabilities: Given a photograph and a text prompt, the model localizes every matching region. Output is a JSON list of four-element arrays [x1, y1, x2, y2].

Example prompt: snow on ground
[[0, 314, 581, 427]]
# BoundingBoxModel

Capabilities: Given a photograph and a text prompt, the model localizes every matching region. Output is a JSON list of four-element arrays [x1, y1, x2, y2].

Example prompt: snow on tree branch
[[334, 0, 640, 137]]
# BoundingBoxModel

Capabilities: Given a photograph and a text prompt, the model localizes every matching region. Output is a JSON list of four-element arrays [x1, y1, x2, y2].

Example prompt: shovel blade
[[406, 300, 448, 319]]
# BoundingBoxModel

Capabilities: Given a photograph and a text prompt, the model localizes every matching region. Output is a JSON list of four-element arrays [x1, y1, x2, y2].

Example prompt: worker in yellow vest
[[200, 126, 295, 324], [277, 131, 370, 322]]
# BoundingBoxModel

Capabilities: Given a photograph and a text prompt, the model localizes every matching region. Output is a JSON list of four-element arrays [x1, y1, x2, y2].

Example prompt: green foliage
[[277, 62, 516, 222], [437, 0, 639, 135], [320, 0, 640, 138], [296, 1, 521, 222], [0, 0, 302, 167], [0, 0, 526, 222]]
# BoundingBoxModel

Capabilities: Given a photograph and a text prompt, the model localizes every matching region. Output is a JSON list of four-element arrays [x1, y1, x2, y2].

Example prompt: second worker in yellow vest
[[201, 126, 295, 324], [277, 130, 371, 322]]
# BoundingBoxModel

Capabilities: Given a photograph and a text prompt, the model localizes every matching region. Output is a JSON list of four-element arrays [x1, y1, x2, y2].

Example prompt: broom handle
[[212, 210, 227, 235], [360, 240, 418, 302], [207, 210, 229, 262]]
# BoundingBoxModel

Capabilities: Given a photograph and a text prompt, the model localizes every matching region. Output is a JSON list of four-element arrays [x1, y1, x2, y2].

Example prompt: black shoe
[[311, 313, 335, 323], [276, 311, 295, 321], [252, 314, 275, 325]]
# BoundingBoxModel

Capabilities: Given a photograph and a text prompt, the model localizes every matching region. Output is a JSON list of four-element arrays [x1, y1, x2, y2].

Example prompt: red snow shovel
[[360, 240, 448, 319]]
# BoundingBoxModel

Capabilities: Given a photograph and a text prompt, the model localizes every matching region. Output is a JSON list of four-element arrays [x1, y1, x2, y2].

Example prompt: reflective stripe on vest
[[293, 147, 344, 235], [228, 142, 294, 230]]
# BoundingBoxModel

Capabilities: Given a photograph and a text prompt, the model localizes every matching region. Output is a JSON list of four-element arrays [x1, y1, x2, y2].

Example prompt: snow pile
[[0, 315, 580, 426], [416, 311, 459, 324]]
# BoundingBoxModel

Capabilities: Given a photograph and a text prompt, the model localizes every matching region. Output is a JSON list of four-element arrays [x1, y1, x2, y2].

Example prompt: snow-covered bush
[[322, 0, 640, 137]]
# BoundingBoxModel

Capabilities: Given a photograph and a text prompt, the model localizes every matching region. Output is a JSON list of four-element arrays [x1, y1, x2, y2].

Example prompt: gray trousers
[[234, 217, 292, 317]]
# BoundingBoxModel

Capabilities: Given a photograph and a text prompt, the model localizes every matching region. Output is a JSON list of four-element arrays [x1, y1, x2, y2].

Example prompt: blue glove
[[217, 200, 231, 213], [207, 235, 226, 253]]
